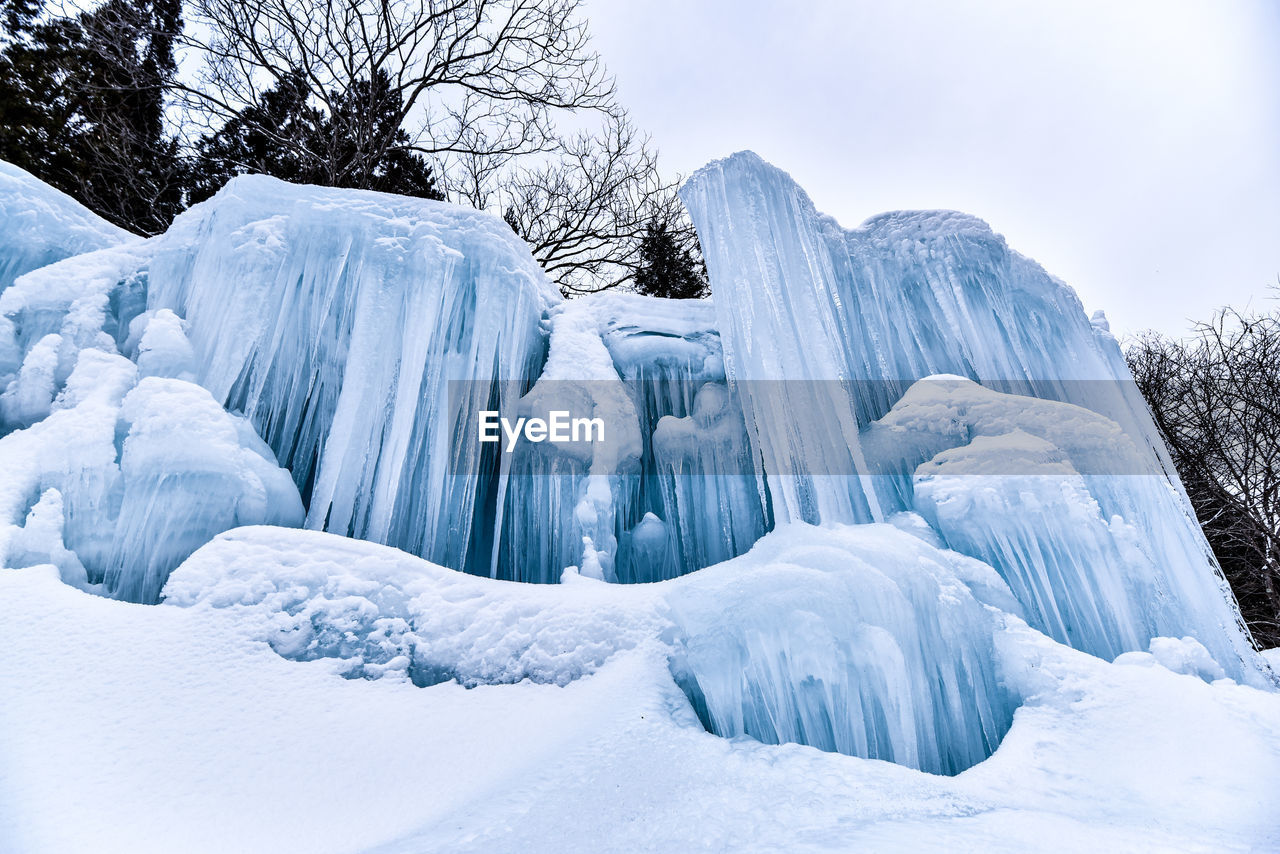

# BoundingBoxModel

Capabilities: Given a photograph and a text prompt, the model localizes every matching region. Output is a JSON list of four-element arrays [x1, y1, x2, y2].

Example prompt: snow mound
[[164, 526, 665, 686], [0, 347, 302, 602], [167, 521, 1024, 774], [0, 160, 136, 294], [667, 524, 1022, 774]]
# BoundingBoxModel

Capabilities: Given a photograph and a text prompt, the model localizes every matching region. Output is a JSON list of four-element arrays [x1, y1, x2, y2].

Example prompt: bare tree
[[1127, 304, 1280, 648], [458, 114, 695, 293], [176, 0, 689, 292], [177, 0, 613, 191]]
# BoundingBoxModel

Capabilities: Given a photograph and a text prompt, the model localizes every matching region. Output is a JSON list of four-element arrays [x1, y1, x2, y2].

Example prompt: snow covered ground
[[2, 538, 1278, 853]]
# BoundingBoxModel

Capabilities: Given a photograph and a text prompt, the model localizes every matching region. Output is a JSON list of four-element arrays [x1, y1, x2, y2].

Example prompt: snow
[[0, 160, 136, 294], [0, 351, 302, 603], [163, 526, 666, 687], [3, 156, 1278, 851], [4, 546, 1279, 853], [0, 242, 151, 429]]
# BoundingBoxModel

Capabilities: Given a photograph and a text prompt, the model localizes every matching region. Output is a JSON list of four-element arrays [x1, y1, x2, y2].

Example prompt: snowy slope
[[3, 543, 1278, 854], [0, 161, 135, 295]]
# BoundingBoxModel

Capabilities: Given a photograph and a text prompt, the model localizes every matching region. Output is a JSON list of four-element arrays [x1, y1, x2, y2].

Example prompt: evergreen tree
[[186, 70, 323, 203], [0, 0, 186, 234], [2, 0, 39, 34], [633, 218, 708, 300], [190, 69, 444, 203]]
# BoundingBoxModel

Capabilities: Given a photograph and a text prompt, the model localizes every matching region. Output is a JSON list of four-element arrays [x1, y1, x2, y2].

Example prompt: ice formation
[[492, 293, 765, 583], [680, 151, 1164, 526], [0, 161, 135, 294], [664, 524, 1021, 774], [681, 152, 1266, 686], [0, 343, 301, 603], [2, 150, 1273, 789], [143, 177, 558, 576], [166, 521, 1021, 774], [860, 376, 1256, 670]]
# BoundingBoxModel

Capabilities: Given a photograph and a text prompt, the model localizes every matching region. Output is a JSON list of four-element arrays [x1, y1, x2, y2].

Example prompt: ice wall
[[0, 161, 136, 294], [680, 152, 1165, 526], [143, 176, 559, 576], [681, 152, 1265, 684], [492, 293, 768, 583]]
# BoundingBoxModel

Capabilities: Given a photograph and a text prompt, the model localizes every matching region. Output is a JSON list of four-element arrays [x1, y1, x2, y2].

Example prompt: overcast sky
[[586, 0, 1280, 337]]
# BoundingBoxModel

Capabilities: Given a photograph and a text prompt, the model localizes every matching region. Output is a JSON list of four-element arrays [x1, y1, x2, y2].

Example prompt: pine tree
[[0, 0, 186, 233], [633, 218, 708, 300], [190, 69, 444, 203]]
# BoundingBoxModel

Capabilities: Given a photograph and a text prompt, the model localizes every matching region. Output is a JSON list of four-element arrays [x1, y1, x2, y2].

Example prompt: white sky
[[586, 0, 1280, 337]]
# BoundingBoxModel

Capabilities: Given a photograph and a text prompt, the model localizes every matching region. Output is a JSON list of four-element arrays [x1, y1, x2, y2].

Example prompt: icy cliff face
[[681, 152, 1263, 685], [0, 162, 136, 294], [680, 152, 1161, 527], [2, 155, 1271, 788], [491, 293, 765, 583], [144, 176, 558, 576]]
